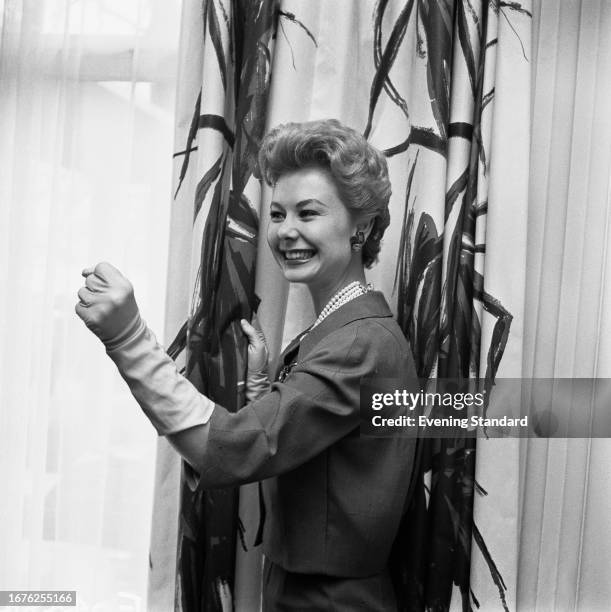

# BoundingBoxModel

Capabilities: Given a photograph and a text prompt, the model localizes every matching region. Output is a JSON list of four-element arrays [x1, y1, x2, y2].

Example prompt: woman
[[76, 119, 417, 610]]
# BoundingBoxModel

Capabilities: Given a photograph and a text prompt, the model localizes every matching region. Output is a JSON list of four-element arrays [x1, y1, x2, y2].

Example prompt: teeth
[[284, 250, 314, 260]]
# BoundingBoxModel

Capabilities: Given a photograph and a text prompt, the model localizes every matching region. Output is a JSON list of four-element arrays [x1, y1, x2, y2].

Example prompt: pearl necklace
[[311, 281, 372, 330]]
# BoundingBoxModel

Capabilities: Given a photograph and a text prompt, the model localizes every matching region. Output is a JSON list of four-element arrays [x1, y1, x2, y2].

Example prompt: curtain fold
[[156, 1, 532, 610]]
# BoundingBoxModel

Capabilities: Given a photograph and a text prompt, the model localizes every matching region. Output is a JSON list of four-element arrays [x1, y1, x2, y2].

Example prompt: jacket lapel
[[273, 291, 393, 380], [297, 290, 393, 360]]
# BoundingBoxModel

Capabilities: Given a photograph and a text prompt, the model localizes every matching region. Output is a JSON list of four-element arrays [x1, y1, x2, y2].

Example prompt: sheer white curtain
[[0, 1, 181, 609]]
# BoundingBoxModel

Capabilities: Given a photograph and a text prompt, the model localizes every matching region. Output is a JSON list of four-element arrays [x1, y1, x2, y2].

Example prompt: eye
[[299, 208, 318, 218], [269, 209, 284, 221]]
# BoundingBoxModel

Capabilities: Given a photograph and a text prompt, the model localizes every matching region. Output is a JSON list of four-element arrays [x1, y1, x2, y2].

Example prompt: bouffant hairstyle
[[257, 119, 391, 268]]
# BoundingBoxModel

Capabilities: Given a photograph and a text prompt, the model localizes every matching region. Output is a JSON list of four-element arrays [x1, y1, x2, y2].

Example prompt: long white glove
[[75, 262, 214, 435]]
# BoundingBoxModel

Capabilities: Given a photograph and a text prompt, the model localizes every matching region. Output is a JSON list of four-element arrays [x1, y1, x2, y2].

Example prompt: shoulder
[[299, 315, 413, 379], [353, 316, 409, 349], [350, 317, 413, 373]]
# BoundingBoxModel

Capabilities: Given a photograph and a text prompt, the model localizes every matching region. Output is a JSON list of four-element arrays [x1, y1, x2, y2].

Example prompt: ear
[[356, 217, 375, 241]]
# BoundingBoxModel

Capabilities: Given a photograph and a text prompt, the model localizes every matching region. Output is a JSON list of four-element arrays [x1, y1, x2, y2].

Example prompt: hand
[[240, 315, 269, 375], [75, 262, 142, 345]]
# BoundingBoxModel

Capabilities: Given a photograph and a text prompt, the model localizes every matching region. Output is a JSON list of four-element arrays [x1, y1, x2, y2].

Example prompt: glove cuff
[[103, 312, 145, 351], [245, 369, 271, 403]]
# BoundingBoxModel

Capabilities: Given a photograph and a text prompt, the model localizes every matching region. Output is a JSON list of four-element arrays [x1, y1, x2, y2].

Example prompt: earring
[[350, 230, 365, 252]]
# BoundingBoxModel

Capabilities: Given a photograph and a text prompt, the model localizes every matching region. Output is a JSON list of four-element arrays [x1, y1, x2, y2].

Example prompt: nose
[[276, 217, 299, 241]]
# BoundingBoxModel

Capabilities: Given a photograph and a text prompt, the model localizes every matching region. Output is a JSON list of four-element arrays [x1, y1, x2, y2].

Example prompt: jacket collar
[[282, 290, 392, 361]]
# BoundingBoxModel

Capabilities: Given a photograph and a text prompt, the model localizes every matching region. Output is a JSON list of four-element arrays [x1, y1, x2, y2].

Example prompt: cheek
[[331, 223, 354, 249], [266, 224, 277, 248], [336, 213, 357, 239]]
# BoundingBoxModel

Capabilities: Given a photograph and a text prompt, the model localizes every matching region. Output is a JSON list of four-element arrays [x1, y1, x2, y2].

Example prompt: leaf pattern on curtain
[[168, 1, 315, 610], [372, 1, 530, 610]]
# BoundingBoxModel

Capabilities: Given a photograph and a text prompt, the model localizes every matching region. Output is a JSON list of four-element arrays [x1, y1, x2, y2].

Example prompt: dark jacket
[[198, 291, 417, 577]]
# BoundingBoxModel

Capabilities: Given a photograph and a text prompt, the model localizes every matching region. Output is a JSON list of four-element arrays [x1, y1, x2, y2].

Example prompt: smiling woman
[[75, 119, 417, 610]]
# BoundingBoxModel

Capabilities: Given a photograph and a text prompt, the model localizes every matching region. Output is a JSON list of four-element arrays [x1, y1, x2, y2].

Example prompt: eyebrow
[[270, 198, 328, 208]]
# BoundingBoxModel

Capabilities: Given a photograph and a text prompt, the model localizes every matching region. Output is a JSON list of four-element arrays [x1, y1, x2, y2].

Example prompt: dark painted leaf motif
[[472, 521, 510, 611], [456, 0, 479, 101], [174, 91, 202, 198], [395, 156, 444, 381], [368, 0, 454, 157], [482, 86, 495, 111], [388, 126, 446, 158], [418, 0, 454, 142], [372, 0, 410, 124], [277, 10, 318, 48], [166, 320, 188, 362], [365, 0, 416, 139], [193, 153, 224, 221], [496, 0, 532, 15], [369, 0, 529, 161], [199, 114, 235, 148], [472, 269, 513, 398], [205, 0, 228, 91], [495, 1, 533, 60]]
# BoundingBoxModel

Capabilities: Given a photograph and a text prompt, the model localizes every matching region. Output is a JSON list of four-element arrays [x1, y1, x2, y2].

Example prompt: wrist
[[246, 369, 270, 403], [103, 312, 145, 351]]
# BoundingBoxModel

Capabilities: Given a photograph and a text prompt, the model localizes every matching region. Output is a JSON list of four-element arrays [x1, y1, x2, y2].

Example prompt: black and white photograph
[[1, 0, 610, 610]]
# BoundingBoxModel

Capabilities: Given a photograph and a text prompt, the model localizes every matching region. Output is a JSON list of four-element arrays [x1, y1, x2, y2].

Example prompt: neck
[[309, 269, 368, 315]]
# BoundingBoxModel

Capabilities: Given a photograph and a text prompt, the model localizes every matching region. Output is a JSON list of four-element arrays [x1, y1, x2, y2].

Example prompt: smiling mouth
[[281, 249, 316, 262]]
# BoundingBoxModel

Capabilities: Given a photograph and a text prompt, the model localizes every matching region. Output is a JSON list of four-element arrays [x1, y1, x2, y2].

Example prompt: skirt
[[262, 559, 398, 611]]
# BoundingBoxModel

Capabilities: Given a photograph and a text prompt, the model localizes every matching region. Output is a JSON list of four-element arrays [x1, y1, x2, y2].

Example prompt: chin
[[280, 268, 316, 284]]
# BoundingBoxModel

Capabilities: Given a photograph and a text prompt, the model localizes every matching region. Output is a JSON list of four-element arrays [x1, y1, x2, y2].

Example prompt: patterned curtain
[[150, 1, 532, 610]]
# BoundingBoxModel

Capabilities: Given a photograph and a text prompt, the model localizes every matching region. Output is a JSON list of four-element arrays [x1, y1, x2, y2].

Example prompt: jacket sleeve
[[196, 321, 409, 489]]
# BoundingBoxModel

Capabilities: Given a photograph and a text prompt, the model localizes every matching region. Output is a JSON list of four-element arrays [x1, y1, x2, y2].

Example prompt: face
[[267, 167, 361, 294]]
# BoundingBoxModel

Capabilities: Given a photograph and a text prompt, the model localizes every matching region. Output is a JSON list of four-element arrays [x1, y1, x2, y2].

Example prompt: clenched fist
[[75, 262, 142, 346]]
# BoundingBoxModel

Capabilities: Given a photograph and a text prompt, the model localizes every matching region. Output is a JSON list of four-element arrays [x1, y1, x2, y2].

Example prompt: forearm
[[76, 262, 224, 476], [106, 319, 215, 436]]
